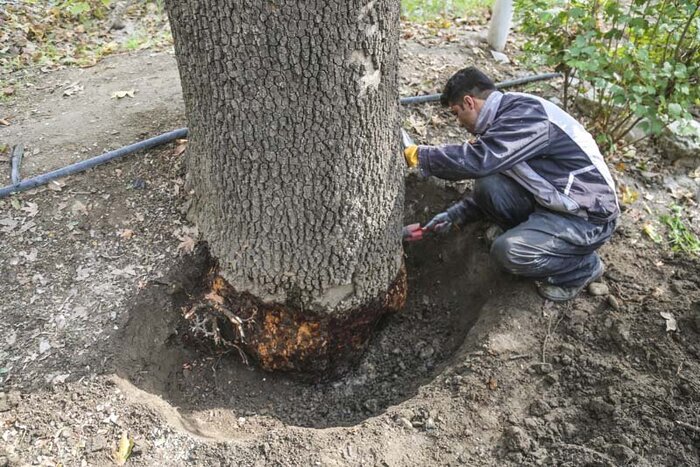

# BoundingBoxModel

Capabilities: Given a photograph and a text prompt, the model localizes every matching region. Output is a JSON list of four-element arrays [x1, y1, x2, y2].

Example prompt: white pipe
[[487, 0, 514, 52]]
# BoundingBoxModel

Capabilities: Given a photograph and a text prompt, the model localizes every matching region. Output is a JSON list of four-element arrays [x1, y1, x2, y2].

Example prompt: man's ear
[[462, 94, 475, 110]]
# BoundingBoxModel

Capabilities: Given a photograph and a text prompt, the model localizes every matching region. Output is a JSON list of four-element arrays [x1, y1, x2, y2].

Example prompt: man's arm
[[417, 100, 550, 180]]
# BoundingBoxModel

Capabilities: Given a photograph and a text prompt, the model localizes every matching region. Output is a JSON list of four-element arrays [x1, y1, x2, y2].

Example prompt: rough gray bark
[[166, 1, 404, 314]]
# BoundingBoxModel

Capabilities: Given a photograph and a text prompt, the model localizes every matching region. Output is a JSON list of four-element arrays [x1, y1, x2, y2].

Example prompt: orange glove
[[403, 145, 419, 168]]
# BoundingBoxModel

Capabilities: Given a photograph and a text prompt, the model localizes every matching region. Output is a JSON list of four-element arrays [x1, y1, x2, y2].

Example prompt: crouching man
[[404, 67, 619, 301]]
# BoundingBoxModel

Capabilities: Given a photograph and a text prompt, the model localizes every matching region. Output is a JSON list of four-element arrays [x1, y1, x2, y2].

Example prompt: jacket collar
[[474, 90, 503, 135]]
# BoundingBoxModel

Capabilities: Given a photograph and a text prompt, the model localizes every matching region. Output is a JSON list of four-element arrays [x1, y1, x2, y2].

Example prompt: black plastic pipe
[[0, 128, 188, 198], [399, 72, 561, 105]]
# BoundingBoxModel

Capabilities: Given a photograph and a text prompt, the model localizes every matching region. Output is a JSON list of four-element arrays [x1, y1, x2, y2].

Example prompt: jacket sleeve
[[417, 99, 551, 180]]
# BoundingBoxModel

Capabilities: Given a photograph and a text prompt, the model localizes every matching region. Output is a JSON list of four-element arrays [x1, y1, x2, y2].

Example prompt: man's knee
[[491, 233, 546, 275]]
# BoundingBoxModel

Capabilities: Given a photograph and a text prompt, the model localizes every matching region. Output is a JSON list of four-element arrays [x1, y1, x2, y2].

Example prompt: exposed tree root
[[180, 263, 407, 379]]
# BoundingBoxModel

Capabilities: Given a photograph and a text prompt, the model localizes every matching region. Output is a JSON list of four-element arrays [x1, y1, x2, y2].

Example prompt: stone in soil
[[607, 295, 621, 310], [609, 319, 631, 346], [503, 426, 533, 452], [588, 398, 616, 419], [657, 119, 700, 166], [588, 282, 609, 296], [534, 362, 553, 375], [529, 400, 551, 417], [608, 444, 637, 464], [398, 417, 413, 429]]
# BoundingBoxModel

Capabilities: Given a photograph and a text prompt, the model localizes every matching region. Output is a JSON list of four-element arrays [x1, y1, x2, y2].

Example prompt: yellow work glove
[[403, 145, 419, 168]]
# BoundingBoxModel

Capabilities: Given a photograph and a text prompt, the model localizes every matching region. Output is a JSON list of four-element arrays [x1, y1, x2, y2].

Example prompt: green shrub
[[55, 0, 113, 20], [402, 0, 493, 22], [515, 0, 699, 152]]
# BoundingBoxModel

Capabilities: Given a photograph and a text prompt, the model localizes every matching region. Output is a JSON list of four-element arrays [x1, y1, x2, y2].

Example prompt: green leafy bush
[[48, 0, 112, 21], [515, 0, 699, 151], [55, 0, 113, 20]]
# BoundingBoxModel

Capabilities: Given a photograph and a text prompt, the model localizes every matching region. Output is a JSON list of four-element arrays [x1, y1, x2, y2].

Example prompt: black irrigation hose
[[398, 72, 561, 105], [0, 72, 561, 199], [0, 128, 188, 198]]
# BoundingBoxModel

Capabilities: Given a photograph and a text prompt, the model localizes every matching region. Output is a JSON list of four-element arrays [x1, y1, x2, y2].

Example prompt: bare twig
[[676, 420, 700, 434], [541, 305, 566, 363], [508, 354, 531, 361], [676, 358, 685, 376]]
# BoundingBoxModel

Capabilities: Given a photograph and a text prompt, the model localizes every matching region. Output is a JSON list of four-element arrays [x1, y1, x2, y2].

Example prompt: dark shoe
[[537, 261, 606, 302]]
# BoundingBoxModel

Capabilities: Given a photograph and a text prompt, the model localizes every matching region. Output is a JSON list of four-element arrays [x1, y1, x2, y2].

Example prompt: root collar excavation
[[181, 259, 408, 378]]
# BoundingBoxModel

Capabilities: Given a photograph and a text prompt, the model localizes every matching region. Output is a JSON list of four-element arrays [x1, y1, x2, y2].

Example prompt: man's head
[[440, 67, 496, 134]]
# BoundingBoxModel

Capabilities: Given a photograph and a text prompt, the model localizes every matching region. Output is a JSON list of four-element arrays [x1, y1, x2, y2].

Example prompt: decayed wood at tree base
[[184, 262, 407, 376]]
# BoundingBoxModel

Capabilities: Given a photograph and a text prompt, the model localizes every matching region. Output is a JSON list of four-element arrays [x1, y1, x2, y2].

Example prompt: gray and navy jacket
[[417, 91, 619, 224]]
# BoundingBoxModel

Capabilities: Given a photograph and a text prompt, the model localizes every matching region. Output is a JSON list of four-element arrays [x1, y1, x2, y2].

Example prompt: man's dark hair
[[440, 66, 496, 107]]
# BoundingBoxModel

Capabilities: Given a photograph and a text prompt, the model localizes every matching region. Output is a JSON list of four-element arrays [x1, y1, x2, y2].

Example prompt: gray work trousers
[[463, 174, 616, 287]]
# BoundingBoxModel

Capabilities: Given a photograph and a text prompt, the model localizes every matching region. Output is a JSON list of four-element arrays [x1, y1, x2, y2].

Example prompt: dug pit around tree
[[114, 179, 508, 431]]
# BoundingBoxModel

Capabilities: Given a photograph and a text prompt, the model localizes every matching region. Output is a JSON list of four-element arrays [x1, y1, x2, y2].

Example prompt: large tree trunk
[[166, 1, 405, 376]]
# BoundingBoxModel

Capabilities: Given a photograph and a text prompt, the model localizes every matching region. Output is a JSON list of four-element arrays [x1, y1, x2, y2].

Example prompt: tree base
[[182, 262, 407, 379]]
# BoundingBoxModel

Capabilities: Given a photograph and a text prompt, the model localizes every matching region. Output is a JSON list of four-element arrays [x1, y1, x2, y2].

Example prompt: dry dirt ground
[[1, 23, 699, 467]]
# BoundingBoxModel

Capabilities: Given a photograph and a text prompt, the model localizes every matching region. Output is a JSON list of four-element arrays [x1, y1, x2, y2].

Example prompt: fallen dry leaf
[[173, 141, 188, 157], [18, 220, 36, 234], [487, 377, 498, 390], [76, 266, 93, 281], [71, 200, 88, 215], [111, 89, 136, 99], [620, 185, 640, 205], [177, 235, 196, 254], [119, 229, 135, 240], [408, 114, 428, 137], [690, 166, 700, 181], [21, 202, 39, 217], [0, 216, 18, 233], [430, 114, 446, 128], [48, 180, 64, 192], [20, 248, 38, 262], [660, 311, 677, 332], [112, 432, 135, 466], [642, 223, 663, 243]]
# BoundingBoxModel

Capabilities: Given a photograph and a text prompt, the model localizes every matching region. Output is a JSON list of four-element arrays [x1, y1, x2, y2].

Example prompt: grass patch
[[661, 206, 700, 256], [402, 0, 493, 22]]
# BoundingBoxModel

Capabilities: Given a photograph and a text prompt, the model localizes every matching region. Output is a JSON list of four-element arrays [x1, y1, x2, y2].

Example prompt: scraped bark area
[[166, 1, 404, 372]]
